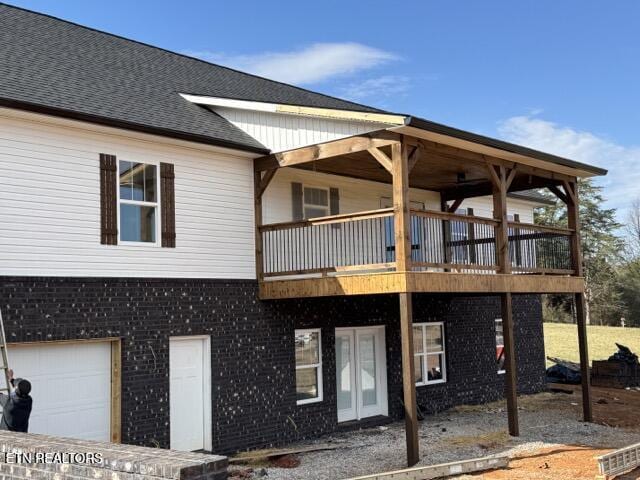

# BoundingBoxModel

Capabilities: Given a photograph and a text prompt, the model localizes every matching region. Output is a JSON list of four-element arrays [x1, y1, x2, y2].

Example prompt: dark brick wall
[[0, 277, 545, 455]]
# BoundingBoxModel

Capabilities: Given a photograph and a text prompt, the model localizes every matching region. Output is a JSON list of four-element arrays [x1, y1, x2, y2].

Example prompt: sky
[[8, 0, 640, 220]]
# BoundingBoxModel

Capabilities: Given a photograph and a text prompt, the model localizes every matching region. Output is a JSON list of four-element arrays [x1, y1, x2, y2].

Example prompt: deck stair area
[[596, 443, 640, 479]]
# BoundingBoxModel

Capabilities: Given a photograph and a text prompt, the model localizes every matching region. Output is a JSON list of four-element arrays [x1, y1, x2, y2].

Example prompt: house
[[0, 3, 605, 464]]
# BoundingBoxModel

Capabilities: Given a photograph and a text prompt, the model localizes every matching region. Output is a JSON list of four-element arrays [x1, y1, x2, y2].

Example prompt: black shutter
[[329, 188, 339, 216], [160, 163, 176, 248], [99, 153, 118, 245], [292, 182, 303, 220]]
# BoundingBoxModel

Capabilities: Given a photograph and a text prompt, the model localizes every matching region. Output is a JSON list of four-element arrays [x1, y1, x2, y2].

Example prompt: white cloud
[[340, 75, 410, 100], [498, 116, 640, 216], [186, 43, 398, 85]]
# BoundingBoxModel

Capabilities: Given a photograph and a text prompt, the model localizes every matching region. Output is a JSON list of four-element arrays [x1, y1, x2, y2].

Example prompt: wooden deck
[[259, 270, 585, 299]]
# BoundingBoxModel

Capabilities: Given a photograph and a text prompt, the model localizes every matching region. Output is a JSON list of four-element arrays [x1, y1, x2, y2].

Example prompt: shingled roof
[[0, 3, 381, 153]]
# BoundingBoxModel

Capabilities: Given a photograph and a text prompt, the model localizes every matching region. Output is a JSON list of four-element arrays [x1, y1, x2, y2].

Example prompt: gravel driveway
[[230, 392, 640, 480]]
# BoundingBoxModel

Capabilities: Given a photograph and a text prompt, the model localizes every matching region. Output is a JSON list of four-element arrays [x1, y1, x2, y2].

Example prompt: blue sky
[[8, 0, 640, 219]]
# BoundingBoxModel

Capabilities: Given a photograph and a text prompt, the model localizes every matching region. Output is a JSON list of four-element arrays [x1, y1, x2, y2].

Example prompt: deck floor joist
[[259, 271, 585, 299]]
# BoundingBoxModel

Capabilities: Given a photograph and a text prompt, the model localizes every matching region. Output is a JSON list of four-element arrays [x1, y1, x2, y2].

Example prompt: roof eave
[[403, 116, 607, 177], [0, 98, 270, 155]]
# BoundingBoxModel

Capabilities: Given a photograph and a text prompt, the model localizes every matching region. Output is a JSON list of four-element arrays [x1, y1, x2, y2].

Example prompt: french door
[[335, 326, 388, 422]]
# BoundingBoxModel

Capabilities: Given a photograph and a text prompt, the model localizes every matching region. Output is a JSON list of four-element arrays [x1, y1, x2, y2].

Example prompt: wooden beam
[[256, 168, 277, 198], [367, 147, 393, 173], [447, 198, 464, 213], [254, 130, 400, 171], [399, 292, 419, 466], [563, 180, 578, 208], [111, 339, 122, 443], [501, 293, 519, 436], [441, 176, 562, 202], [258, 272, 586, 299], [487, 163, 501, 188], [407, 145, 421, 173], [505, 166, 517, 190], [392, 139, 412, 272], [548, 185, 568, 205], [575, 292, 593, 422]]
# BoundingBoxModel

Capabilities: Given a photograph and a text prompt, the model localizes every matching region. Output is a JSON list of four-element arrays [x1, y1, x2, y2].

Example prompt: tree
[[535, 179, 624, 325]]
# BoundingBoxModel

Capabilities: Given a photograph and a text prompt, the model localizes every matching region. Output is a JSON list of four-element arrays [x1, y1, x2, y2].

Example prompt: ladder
[[0, 309, 11, 395]]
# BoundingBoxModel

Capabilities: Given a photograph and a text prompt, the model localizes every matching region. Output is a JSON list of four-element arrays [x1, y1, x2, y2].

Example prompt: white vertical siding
[[213, 107, 391, 152], [0, 108, 256, 279]]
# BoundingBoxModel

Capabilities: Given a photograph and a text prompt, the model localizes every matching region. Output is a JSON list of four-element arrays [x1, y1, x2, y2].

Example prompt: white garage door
[[7, 341, 112, 441]]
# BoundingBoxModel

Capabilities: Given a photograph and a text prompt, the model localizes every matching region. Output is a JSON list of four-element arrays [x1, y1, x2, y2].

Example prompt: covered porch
[[253, 125, 598, 466]]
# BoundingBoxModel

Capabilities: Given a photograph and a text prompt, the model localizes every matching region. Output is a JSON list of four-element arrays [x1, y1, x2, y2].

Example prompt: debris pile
[[592, 343, 640, 389], [546, 356, 582, 384]]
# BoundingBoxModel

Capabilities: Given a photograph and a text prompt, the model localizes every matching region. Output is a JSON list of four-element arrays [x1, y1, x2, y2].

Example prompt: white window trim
[[414, 322, 447, 386], [495, 318, 506, 375], [302, 185, 330, 219], [295, 328, 323, 405], [116, 159, 161, 246]]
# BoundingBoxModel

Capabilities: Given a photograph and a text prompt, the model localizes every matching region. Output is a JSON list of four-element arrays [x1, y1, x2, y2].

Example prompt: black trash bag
[[608, 343, 639, 365], [546, 364, 581, 384]]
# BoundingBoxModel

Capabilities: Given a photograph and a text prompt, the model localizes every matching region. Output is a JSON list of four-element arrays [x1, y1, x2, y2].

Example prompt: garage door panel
[[7, 342, 112, 442]]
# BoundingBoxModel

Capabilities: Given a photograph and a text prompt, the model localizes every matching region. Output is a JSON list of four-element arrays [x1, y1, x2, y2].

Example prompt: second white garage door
[[8, 341, 112, 441]]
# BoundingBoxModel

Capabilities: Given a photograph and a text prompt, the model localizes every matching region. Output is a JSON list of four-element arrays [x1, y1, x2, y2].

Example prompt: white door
[[169, 336, 211, 451], [335, 327, 387, 422], [7, 341, 112, 441]]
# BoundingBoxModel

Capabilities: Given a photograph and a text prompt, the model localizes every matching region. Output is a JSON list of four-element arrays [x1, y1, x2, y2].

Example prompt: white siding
[[214, 107, 391, 152], [0, 108, 256, 279], [263, 168, 535, 223]]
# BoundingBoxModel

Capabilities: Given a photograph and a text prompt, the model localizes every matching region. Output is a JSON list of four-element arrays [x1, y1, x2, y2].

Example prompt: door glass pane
[[426, 325, 443, 351], [427, 354, 444, 381], [336, 336, 352, 411], [296, 367, 318, 402], [120, 204, 156, 242], [359, 334, 377, 407]]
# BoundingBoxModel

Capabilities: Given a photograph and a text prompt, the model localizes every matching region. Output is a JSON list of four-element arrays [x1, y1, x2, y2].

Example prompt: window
[[118, 160, 159, 243], [303, 186, 329, 219], [495, 319, 506, 374], [413, 322, 446, 385], [295, 329, 323, 404]]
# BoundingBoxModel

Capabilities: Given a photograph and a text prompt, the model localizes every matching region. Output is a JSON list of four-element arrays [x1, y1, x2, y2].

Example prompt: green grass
[[544, 322, 640, 367]]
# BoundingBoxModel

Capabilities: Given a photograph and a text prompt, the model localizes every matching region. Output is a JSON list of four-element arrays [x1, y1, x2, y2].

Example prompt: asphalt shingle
[[0, 3, 381, 152]]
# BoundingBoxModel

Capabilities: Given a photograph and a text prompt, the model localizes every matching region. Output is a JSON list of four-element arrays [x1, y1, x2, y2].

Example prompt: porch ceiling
[[288, 137, 565, 199]]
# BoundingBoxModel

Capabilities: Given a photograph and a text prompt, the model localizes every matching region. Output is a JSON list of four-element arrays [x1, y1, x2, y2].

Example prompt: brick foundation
[[0, 431, 227, 479], [0, 277, 545, 454]]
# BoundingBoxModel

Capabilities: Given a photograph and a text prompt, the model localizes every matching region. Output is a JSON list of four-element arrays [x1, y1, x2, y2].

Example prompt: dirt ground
[[460, 383, 640, 480], [230, 383, 640, 480]]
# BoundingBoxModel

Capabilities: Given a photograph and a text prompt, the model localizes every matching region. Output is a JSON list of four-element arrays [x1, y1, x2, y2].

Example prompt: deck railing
[[259, 208, 575, 279], [508, 221, 574, 274], [260, 208, 395, 277]]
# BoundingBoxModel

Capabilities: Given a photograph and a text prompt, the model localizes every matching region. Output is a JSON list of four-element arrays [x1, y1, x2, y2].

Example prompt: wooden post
[[393, 137, 419, 466], [399, 292, 419, 466], [490, 165, 511, 275], [392, 140, 412, 272], [489, 164, 519, 436], [254, 167, 277, 281], [501, 292, 519, 436], [565, 179, 593, 422], [575, 292, 593, 422], [440, 197, 451, 269]]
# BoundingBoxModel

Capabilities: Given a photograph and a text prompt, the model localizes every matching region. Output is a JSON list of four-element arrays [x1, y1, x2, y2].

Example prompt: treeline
[[537, 179, 640, 326]]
